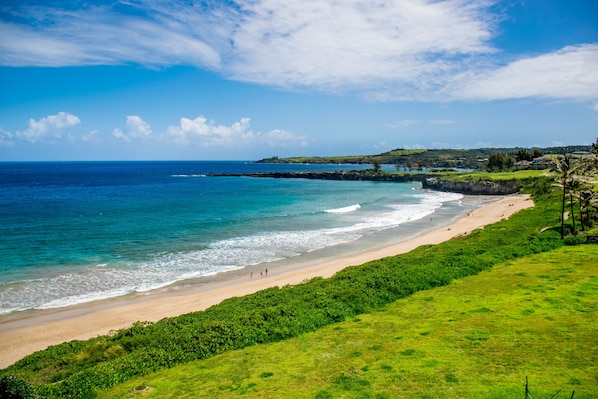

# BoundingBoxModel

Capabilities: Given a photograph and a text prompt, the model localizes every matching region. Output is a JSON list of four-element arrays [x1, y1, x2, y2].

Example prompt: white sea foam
[[325, 204, 361, 213], [0, 190, 465, 315]]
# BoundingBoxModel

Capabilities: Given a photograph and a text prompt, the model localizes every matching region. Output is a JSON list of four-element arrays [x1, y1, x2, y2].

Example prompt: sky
[[0, 0, 597, 161]]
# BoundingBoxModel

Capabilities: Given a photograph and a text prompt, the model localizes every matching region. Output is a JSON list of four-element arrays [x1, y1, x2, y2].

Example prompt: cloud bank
[[1, 1, 597, 103], [454, 44, 598, 101], [166, 116, 309, 148], [113, 116, 153, 142], [2, 112, 308, 149], [16, 112, 81, 143]]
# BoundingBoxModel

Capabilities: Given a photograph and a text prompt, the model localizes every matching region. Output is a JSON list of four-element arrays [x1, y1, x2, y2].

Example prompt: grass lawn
[[100, 245, 598, 399], [447, 170, 548, 180]]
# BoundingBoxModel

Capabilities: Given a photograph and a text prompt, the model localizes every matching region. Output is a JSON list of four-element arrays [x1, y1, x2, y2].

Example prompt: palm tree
[[575, 154, 598, 229], [554, 153, 598, 237], [568, 177, 582, 233], [579, 189, 598, 230], [554, 154, 574, 238], [370, 158, 382, 173]]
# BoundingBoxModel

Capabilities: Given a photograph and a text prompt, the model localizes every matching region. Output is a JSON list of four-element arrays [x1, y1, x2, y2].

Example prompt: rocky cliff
[[210, 172, 521, 195], [421, 177, 519, 195], [212, 171, 428, 182]]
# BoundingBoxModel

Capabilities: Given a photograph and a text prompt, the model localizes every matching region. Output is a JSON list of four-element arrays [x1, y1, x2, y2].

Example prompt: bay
[[0, 161, 474, 315]]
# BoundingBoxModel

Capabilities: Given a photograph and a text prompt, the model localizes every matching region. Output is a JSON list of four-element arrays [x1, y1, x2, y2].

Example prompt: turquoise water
[[0, 161, 472, 315]]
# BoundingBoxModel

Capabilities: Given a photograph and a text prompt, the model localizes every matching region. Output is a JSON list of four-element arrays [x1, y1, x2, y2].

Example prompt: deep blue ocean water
[[0, 161, 474, 315]]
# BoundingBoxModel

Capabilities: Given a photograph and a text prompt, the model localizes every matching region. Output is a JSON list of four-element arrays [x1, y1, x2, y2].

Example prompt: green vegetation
[[553, 152, 598, 237], [443, 170, 547, 181], [0, 375, 36, 399], [486, 152, 515, 172], [259, 145, 591, 170], [258, 149, 426, 165], [0, 187, 571, 398], [3, 150, 598, 398], [100, 245, 598, 398]]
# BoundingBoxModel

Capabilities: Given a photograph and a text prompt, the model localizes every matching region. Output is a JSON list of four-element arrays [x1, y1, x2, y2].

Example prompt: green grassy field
[[100, 245, 598, 399], [445, 170, 548, 180]]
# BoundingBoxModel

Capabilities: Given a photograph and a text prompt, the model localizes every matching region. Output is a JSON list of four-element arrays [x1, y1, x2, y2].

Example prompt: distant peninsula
[[257, 145, 591, 170], [214, 145, 591, 195], [208, 171, 522, 195]]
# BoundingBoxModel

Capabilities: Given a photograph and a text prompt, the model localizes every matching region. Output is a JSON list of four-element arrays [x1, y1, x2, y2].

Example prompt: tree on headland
[[371, 158, 382, 173], [574, 148, 598, 230], [487, 152, 514, 172], [555, 154, 576, 238], [580, 189, 598, 230], [515, 148, 543, 162], [515, 149, 533, 162], [532, 148, 544, 159], [415, 160, 429, 171], [553, 142, 598, 237]]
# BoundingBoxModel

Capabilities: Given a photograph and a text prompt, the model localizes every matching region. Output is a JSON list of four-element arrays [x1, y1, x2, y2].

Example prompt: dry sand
[[0, 194, 533, 369]]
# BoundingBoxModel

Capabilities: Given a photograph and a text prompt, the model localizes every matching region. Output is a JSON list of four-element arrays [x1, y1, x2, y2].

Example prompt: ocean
[[0, 161, 481, 316]]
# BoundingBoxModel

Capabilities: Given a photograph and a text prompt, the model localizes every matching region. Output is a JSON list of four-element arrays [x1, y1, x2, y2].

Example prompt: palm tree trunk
[[561, 178, 566, 239], [579, 192, 585, 231], [569, 190, 576, 234]]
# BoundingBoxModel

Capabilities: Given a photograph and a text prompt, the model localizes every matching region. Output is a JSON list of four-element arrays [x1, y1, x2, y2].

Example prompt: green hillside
[[258, 145, 591, 170], [1, 171, 597, 398], [101, 245, 598, 398]]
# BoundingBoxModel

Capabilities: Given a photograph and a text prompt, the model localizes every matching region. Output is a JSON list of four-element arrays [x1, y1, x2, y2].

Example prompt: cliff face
[[210, 172, 521, 195], [222, 171, 429, 182], [422, 177, 519, 195]]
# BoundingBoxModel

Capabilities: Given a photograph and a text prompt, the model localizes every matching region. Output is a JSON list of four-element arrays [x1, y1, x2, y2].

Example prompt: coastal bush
[[101, 246, 598, 399], [0, 375, 36, 399], [0, 190, 565, 398], [564, 236, 585, 246]]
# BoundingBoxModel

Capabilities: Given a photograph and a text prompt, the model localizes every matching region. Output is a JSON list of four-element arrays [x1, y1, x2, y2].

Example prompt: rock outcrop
[[211, 171, 428, 182], [421, 177, 519, 195], [210, 172, 521, 195]]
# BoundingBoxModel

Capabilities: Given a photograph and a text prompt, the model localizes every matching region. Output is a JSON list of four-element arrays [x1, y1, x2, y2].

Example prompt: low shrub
[[564, 235, 585, 246], [0, 375, 36, 399]]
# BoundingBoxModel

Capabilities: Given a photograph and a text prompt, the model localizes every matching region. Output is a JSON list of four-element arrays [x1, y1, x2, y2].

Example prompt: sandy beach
[[0, 194, 532, 369]]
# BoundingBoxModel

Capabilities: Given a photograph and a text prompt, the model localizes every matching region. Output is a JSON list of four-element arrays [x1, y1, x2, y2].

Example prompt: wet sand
[[0, 194, 532, 369]]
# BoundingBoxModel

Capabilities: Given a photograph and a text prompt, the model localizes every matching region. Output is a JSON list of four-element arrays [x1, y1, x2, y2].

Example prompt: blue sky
[[1, 0, 597, 161]]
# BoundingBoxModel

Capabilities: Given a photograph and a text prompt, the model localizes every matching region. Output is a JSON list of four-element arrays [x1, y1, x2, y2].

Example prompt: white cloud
[[1, 1, 597, 104], [261, 129, 310, 148], [0, 128, 15, 147], [82, 129, 99, 143], [16, 112, 81, 143], [0, 1, 492, 98], [0, 5, 220, 68], [166, 116, 309, 148], [593, 103, 598, 111], [385, 120, 421, 129], [386, 119, 457, 128], [454, 44, 598, 101], [430, 141, 456, 148], [472, 140, 493, 148], [373, 140, 390, 151], [225, 0, 494, 94], [113, 116, 153, 142]]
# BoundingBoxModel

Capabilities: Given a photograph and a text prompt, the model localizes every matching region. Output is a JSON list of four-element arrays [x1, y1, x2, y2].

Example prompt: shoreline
[[0, 194, 533, 369]]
